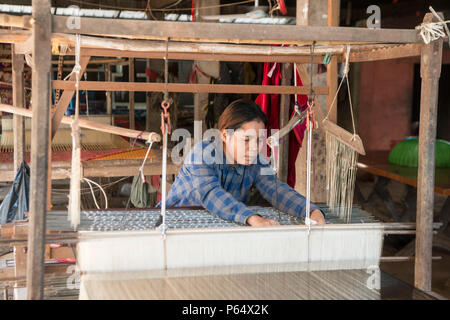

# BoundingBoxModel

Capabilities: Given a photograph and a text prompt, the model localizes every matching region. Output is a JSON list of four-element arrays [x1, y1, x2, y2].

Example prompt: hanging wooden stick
[[294, 62, 365, 155], [294, 46, 364, 222]]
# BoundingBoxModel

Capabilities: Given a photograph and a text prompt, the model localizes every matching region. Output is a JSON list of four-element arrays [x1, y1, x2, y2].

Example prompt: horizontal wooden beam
[[0, 104, 161, 143], [54, 33, 347, 55], [0, 29, 424, 63], [0, 29, 30, 43], [51, 15, 419, 44], [0, 154, 181, 182], [81, 48, 328, 64], [350, 43, 421, 62], [0, 13, 33, 29], [52, 81, 329, 95]]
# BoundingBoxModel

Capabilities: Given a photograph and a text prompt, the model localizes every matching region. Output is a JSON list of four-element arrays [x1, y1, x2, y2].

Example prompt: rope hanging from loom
[[158, 38, 171, 241], [324, 45, 359, 223], [54, 44, 68, 105], [68, 34, 82, 229], [138, 132, 158, 183], [83, 178, 108, 210], [304, 43, 317, 232]]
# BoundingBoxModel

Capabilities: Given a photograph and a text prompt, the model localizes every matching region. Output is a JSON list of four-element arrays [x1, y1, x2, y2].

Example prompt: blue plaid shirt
[[158, 138, 323, 225]]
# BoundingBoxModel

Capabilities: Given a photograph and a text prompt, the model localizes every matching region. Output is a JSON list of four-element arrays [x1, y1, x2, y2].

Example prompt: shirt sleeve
[[254, 164, 325, 219], [186, 162, 257, 225]]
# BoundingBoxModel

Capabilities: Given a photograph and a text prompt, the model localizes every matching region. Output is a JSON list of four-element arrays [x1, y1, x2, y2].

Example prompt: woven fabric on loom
[[89, 148, 155, 161], [0, 115, 133, 162]]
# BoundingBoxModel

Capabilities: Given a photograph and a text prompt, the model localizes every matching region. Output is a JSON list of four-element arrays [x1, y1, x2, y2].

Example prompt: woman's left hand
[[310, 209, 326, 225]]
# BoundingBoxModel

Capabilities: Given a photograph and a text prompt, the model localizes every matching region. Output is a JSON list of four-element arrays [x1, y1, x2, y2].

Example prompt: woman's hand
[[247, 215, 280, 227], [309, 209, 326, 225]]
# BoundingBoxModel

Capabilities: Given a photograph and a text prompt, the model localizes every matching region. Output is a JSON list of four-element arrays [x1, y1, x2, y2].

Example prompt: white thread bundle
[[416, 6, 450, 45], [326, 133, 358, 223]]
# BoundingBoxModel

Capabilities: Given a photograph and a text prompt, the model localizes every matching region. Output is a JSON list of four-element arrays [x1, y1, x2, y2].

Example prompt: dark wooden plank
[[128, 58, 135, 130], [27, 0, 52, 300], [52, 80, 329, 95], [51, 15, 419, 44], [415, 13, 444, 293], [278, 63, 292, 183], [349, 44, 421, 62]]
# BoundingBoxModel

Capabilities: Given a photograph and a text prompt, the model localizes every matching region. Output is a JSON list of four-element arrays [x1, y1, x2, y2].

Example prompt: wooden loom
[[0, 2, 445, 299], [75, 43, 380, 298]]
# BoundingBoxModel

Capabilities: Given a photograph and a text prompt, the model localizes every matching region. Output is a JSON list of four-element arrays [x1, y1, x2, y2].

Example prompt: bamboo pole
[[0, 104, 161, 143], [54, 33, 347, 55], [414, 13, 444, 292]]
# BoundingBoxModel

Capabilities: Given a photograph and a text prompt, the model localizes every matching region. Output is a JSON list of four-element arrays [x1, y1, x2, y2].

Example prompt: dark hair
[[217, 99, 268, 131]]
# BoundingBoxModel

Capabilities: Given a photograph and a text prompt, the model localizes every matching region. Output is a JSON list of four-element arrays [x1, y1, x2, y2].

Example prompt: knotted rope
[[416, 6, 450, 45]]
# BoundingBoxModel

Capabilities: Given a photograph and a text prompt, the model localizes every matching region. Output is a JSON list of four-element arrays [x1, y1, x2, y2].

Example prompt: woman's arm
[[187, 163, 258, 225], [254, 167, 326, 225]]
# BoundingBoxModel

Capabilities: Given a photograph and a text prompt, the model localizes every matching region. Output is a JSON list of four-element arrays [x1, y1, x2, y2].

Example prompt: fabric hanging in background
[[255, 62, 309, 188], [0, 161, 30, 224], [255, 62, 281, 133]]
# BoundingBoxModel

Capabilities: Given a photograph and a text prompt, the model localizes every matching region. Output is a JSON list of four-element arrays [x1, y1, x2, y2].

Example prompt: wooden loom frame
[[0, 1, 445, 298]]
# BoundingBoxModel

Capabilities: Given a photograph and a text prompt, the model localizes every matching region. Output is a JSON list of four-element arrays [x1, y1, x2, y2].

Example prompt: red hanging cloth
[[255, 61, 309, 188]]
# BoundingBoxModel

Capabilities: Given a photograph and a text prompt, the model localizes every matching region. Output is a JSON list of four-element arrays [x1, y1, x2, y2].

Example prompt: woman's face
[[221, 120, 266, 165]]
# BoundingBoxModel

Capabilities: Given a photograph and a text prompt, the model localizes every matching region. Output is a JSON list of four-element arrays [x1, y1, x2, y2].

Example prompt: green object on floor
[[388, 137, 450, 168]]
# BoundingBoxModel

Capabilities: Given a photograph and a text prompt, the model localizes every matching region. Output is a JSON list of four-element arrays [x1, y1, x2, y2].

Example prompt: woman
[[162, 99, 326, 227]]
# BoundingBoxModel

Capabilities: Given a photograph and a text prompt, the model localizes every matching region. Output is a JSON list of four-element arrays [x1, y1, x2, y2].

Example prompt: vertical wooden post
[[105, 63, 112, 116], [145, 59, 151, 131], [12, 45, 25, 173], [129, 58, 135, 130], [296, 0, 310, 25], [193, 0, 219, 133], [278, 63, 292, 183], [414, 13, 443, 292], [294, 0, 328, 203], [326, 0, 340, 123], [26, 0, 52, 300]]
